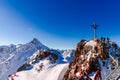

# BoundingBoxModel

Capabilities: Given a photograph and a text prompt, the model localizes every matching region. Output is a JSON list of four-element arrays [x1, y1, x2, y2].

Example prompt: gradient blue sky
[[0, 0, 120, 49]]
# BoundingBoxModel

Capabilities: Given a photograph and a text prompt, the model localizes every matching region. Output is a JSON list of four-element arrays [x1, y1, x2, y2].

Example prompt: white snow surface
[[0, 38, 49, 80], [0, 38, 73, 80], [62, 49, 74, 62], [11, 60, 69, 80], [85, 40, 97, 47], [0, 39, 120, 80]]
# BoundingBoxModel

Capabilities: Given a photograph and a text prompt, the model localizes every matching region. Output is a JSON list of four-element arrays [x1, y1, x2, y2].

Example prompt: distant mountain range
[[0, 38, 120, 80], [0, 38, 74, 80]]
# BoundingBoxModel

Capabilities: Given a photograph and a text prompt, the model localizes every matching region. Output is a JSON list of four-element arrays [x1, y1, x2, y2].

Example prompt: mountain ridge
[[0, 38, 120, 80], [0, 38, 74, 80]]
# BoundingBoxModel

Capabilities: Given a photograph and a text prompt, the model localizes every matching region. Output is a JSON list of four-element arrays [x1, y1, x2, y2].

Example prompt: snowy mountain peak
[[30, 38, 42, 45], [1, 38, 120, 80], [29, 38, 48, 50], [0, 38, 49, 80]]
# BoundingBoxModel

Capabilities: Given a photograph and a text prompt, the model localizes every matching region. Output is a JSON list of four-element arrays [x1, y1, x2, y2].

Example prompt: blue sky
[[0, 0, 120, 49]]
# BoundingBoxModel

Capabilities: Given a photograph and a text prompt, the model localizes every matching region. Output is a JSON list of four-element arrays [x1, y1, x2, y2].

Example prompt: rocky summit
[[63, 38, 120, 80], [0, 38, 120, 80]]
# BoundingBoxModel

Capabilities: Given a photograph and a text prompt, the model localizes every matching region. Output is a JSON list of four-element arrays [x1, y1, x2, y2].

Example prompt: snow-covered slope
[[0, 38, 49, 80], [0, 38, 120, 80], [8, 49, 74, 80], [0, 38, 74, 80], [11, 60, 69, 80]]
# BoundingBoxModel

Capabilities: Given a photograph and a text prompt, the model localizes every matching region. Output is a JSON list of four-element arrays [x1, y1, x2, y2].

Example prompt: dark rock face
[[62, 38, 112, 80], [17, 64, 31, 72]]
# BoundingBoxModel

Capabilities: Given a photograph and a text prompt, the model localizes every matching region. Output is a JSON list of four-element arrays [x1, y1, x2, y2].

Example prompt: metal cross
[[91, 22, 98, 39]]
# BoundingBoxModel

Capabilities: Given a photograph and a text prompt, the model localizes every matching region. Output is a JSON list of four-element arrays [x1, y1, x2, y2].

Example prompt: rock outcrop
[[63, 38, 120, 80]]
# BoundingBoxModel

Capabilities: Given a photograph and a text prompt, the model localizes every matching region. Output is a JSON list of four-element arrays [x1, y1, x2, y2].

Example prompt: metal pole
[[94, 28, 96, 39], [91, 22, 98, 39]]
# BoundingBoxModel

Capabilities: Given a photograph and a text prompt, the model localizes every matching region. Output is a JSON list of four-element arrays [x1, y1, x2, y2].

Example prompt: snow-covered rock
[[0, 38, 120, 80], [0, 38, 74, 80], [0, 38, 49, 80], [63, 39, 120, 80]]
